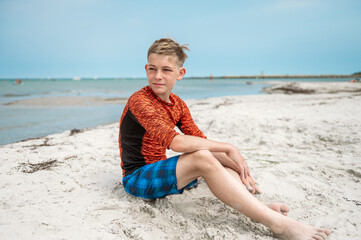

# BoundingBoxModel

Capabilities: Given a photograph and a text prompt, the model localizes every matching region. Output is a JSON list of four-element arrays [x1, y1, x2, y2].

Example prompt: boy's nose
[[155, 70, 162, 79]]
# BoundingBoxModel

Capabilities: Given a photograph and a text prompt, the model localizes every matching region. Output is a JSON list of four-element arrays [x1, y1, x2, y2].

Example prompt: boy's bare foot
[[267, 203, 290, 216], [273, 217, 331, 240]]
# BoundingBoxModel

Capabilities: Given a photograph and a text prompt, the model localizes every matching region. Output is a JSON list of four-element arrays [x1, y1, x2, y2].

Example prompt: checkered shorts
[[122, 155, 197, 199]]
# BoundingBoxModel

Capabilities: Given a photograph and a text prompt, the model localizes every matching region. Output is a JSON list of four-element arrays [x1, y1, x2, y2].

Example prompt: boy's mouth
[[153, 83, 165, 86]]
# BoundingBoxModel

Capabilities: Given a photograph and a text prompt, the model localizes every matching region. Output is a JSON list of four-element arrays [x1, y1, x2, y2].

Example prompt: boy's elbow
[[169, 135, 186, 152]]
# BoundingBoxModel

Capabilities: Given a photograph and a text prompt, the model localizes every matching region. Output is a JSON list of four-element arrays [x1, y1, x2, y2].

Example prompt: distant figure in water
[[14, 79, 22, 85], [209, 74, 214, 83]]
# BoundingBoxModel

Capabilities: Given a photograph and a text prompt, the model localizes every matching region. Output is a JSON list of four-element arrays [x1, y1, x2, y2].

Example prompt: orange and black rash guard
[[119, 86, 206, 177]]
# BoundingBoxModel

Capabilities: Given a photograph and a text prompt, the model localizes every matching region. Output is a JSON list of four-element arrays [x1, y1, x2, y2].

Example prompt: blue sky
[[0, 0, 360, 78]]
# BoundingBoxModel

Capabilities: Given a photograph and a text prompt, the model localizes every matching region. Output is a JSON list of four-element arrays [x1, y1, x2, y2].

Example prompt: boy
[[118, 38, 331, 239]]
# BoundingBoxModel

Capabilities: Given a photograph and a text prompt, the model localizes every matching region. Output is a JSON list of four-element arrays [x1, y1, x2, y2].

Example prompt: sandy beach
[[1, 82, 360, 239]]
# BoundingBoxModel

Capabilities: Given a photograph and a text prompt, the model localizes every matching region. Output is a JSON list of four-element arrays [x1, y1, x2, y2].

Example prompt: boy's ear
[[177, 67, 186, 81], [145, 64, 148, 72]]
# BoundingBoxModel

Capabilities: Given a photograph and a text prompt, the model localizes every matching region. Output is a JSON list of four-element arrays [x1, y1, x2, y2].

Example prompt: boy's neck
[[148, 86, 172, 104]]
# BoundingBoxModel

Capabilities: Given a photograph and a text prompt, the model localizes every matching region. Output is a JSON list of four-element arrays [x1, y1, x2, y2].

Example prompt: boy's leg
[[176, 150, 331, 240], [225, 167, 290, 216]]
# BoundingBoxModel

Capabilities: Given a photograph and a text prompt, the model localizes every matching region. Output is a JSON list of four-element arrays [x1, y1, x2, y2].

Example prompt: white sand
[[1, 82, 360, 239]]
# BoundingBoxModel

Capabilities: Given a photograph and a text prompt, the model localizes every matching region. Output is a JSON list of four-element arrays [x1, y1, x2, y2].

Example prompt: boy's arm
[[170, 134, 260, 194], [211, 152, 241, 173], [211, 152, 261, 194], [177, 99, 206, 139]]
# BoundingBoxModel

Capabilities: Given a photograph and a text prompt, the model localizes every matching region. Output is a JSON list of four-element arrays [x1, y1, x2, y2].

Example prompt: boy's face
[[145, 53, 186, 103]]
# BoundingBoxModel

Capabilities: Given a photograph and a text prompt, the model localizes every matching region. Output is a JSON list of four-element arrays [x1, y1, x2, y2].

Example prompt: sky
[[0, 0, 360, 78]]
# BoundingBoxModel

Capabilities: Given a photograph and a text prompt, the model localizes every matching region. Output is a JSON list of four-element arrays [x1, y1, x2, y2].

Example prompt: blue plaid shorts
[[122, 155, 198, 199]]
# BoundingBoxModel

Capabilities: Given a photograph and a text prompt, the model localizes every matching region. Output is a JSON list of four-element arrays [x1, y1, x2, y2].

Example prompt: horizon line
[[0, 73, 360, 80]]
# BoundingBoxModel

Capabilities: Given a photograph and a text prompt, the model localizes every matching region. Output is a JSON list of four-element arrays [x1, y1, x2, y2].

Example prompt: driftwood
[[269, 87, 315, 94], [17, 159, 58, 173], [263, 83, 316, 94], [21, 138, 53, 150], [69, 128, 83, 136]]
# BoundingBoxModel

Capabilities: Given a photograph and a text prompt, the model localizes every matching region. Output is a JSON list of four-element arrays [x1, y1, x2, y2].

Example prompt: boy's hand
[[228, 147, 262, 195], [238, 162, 262, 195], [244, 174, 262, 195]]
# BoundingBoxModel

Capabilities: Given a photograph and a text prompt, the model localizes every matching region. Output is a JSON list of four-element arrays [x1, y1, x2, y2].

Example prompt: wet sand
[[2, 96, 128, 106]]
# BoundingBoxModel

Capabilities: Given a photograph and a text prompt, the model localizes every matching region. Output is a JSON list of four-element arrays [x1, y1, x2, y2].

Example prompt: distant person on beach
[[118, 38, 331, 239]]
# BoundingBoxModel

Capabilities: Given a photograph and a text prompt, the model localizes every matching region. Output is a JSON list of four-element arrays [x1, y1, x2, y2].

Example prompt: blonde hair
[[147, 38, 190, 67]]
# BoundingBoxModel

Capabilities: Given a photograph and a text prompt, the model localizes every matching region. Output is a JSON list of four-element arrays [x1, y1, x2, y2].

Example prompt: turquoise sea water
[[0, 77, 353, 145]]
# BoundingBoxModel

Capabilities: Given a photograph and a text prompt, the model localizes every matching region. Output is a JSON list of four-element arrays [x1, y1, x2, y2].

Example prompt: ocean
[[0, 77, 353, 145]]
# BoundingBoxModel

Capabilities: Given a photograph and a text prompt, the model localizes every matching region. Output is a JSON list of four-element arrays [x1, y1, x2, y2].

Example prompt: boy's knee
[[193, 149, 212, 159], [192, 150, 220, 173]]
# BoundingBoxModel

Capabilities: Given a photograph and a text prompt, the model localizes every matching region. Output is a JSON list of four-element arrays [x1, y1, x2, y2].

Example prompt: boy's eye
[[163, 69, 172, 72]]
